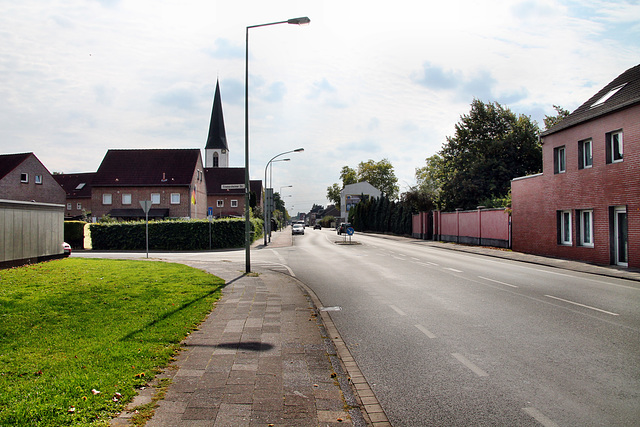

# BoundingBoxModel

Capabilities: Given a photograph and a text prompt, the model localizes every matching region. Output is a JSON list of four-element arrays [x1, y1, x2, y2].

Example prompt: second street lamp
[[244, 17, 310, 272]]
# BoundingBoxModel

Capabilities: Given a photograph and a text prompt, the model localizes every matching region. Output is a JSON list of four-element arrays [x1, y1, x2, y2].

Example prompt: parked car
[[63, 242, 71, 257], [292, 224, 305, 235], [313, 224, 321, 230], [337, 223, 352, 235]]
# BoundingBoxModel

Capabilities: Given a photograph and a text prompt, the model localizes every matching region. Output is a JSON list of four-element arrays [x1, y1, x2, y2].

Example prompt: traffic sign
[[347, 227, 354, 236]]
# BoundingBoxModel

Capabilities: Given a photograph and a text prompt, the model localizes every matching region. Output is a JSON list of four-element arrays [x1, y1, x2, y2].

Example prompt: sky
[[1, 0, 638, 215]]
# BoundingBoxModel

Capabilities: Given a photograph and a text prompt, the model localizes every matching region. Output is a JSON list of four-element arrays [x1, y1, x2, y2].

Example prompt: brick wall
[[0, 155, 65, 204], [512, 104, 639, 268], [91, 186, 192, 219]]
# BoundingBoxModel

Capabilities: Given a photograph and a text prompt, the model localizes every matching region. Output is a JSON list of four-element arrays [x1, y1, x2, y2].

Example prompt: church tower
[[204, 80, 229, 168]]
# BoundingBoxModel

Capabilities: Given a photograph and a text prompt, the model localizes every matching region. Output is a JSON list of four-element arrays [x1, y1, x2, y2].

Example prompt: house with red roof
[[512, 64, 639, 268], [90, 148, 207, 220], [0, 152, 65, 204], [53, 172, 95, 220]]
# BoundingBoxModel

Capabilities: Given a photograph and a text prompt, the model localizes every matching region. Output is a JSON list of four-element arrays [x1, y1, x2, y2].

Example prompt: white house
[[340, 182, 382, 222]]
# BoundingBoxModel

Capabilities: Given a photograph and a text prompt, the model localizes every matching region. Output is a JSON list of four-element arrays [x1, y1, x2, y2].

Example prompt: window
[[577, 210, 594, 247], [75, 183, 86, 190], [554, 146, 566, 174], [558, 210, 572, 245], [578, 139, 592, 169], [217, 200, 224, 208], [591, 84, 626, 108], [151, 193, 160, 204], [103, 193, 112, 205], [170, 193, 180, 204], [213, 152, 219, 168], [231, 200, 238, 208], [67, 203, 72, 210], [77, 203, 82, 210], [20, 173, 28, 183], [122, 194, 132, 205], [35, 175, 43, 184], [606, 130, 623, 163]]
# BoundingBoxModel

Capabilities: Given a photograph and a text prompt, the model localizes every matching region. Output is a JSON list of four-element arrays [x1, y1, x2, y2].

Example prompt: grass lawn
[[0, 258, 224, 426]]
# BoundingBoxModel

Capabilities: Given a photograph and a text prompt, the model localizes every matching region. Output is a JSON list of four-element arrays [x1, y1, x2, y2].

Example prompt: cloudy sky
[[1, 0, 638, 214]]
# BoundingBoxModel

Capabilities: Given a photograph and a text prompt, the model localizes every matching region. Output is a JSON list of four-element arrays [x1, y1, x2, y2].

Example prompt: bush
[[64, 221, 86, 249], [89, 218, 264, 251]]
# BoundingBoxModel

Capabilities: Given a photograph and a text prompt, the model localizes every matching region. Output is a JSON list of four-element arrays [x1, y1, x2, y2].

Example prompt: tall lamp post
[[244, 16, 310, 273], [263, 148, 304, 246]]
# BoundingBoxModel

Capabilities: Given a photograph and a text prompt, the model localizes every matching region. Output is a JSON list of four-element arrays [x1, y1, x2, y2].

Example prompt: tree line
[[326, 100, 570, 226]]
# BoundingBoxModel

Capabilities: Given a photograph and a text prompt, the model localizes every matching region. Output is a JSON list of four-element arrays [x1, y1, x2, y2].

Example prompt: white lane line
[[522, 407, 559, 427], [444, 267, 463, 273], [544, 295, 619, 316], [478, 276, 519, 288], [415, 324, 437, 339], [451, 353, 489, 377], [389, 305, 406, 316], [417, 261, 439, 267]]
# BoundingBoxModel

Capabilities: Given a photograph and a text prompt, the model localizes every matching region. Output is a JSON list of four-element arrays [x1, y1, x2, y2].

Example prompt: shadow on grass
[[119, 273, 249, 342]]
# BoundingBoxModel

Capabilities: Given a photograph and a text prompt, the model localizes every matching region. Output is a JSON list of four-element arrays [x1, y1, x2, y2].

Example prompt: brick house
[[91, 149, 207, 220], [204, 167, 262, 218], [512, 64, 639, 268], [53, 172, 95, 219], [0, 152, 66, 204]]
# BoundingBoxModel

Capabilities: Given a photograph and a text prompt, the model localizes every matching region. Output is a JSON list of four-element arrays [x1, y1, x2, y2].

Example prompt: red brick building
[[53, 172, 95, 220], [0, 152, 66, 204], [512, 64, 639, 268], [91, 149, 207, 220]]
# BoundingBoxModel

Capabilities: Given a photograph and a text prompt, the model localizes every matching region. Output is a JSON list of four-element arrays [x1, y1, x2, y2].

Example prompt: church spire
[[205, 80, 229, 168]]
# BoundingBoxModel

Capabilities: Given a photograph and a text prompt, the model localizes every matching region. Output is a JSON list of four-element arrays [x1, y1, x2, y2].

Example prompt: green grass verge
[[0, 258, 224, 426]]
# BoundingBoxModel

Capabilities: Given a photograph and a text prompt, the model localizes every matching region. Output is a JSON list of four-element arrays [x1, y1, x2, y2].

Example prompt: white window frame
[[610, 130, 623, 163], [559, 210, 572, 245], [103, 193, 112, 205], [122, 193, 132, 205], [20, 173, 28, 183], [151, 193, 160, 204], [231, 200, 238, 208], [35, 174, 43, 184], [67, 203, 72, 210], [77, 203, 82, 210], [170, 193, 180, 204], [579, 139, 592, 169], [217, 200, 224, 208], [555, 146, 566, 174], [578, 210, 594, 247]]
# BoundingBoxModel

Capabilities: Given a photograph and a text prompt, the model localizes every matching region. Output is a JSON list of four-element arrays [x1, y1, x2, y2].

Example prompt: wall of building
[[433, 208, 511, 248], [512, 104, 639, 268], [91, 186, 192, 219], [0, 156, 65, 204], [0, 199, 64, 268]]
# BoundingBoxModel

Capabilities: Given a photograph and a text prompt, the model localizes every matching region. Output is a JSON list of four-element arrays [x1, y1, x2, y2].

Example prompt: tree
[[326, 183, 341, 208], [357, 158, 399, 200], [436, 99, 541, 211], [543, 105, 571, 130], [340, 166, 357, 187]]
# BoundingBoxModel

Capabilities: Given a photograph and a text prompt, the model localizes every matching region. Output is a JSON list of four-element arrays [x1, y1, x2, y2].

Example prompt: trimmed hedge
[[64, 221, 87, 249], [89, 218, 263, 251]]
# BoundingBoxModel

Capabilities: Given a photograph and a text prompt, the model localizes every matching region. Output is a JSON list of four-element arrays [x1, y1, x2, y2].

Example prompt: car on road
[[313, 224, 321, 230], [337, 223, 352, 235], [292, 224, 305, 235]]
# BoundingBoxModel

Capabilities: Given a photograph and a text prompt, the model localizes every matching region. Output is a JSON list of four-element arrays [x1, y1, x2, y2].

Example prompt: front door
[[614, 206, 628, 267]]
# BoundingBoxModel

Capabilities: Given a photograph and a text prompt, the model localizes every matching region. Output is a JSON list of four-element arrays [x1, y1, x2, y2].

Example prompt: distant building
[[204, 167, 262, 218], [0, 152, 65, 204], [512, 64, 639, 268], [340, 182, 382, 222], [53, 172, 95, 219]]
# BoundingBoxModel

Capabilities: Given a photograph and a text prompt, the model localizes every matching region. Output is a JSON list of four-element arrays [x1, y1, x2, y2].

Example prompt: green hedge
[[64, 221, 86, 249], [89, 218, 263, 251]]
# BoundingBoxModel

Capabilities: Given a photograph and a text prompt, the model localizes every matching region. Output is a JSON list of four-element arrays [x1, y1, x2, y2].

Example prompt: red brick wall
[[206, 194, 245, 218], [91, 186, 192, 219], [0, 155, 65, 204], [512, 104, 639, 268]]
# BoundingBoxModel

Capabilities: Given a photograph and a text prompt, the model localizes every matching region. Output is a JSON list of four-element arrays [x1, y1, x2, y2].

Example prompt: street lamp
[[263, 148, 304, 246], [244, 17, 310, 272]]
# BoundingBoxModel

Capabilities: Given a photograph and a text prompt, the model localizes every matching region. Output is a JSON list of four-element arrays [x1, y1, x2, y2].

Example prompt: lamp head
[[294, 148, 305, 152], [288, 17, 310, 25]]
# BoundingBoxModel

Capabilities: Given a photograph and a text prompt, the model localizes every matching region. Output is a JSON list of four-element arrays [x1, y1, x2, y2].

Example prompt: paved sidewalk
[[113, 228, 367, 427]]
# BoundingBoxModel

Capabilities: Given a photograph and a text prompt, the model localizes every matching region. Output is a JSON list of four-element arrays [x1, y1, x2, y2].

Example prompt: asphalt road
[[75, 229, 640, 426], [275, 228, 640, 427]]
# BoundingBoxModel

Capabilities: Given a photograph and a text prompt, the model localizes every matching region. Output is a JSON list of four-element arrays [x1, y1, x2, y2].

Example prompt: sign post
[[208, 207, 213, 250], [140, 201, 152, 258]]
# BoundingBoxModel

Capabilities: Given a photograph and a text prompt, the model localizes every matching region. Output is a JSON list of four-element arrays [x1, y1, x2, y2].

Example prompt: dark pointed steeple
[[205, 80, 228, 151]]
